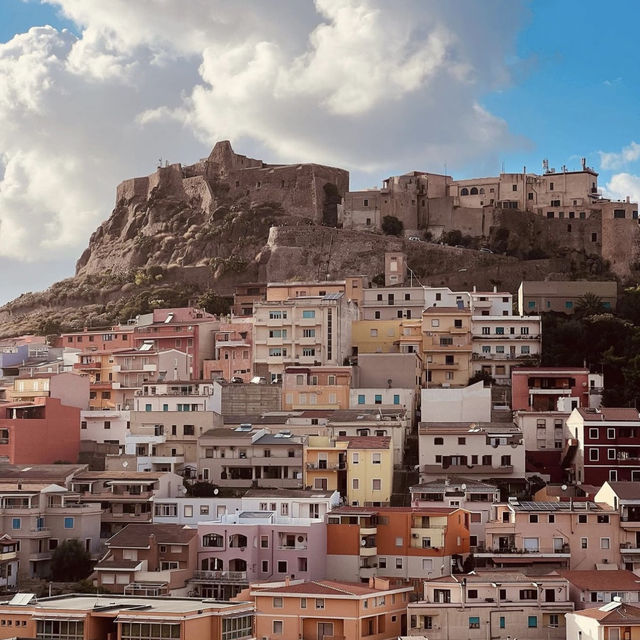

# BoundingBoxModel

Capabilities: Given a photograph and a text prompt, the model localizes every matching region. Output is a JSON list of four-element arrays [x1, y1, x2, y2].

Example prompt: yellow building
[[74, 350, 120, 409], [351, 320, 402, 354], [422, 307, 472, 387], [304, 435, 393, 506]]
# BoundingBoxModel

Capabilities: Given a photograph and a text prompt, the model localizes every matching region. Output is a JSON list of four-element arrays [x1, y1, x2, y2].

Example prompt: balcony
[[359, 566, 376, 579], [28, 528, 51, 537], [74, 362, 100, 370], [278, 544, 308, 551], [29, 551, 52, 561], [475, 544, 571, 561], [306, 462, 345, 470], [101, 511, 152, 523], [422, 464, 514, 476], [191, 570, 248, 583], [360, 526, 377, 536]]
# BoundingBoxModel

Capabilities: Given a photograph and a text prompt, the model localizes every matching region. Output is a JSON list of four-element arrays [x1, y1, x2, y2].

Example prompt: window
[[589, 428, 599, 439], [520, 589, 537, 600], [395, 537, 403, 547], [273, 597, 283, 608], [607, 428, 616, 439], [11, 518, 20, 530], [352, 478, 359, 490], [300, 597, 306, 609], [184, 505, 193, 518], [260, 536, 269, 548], [549, 614, 559, 628], [495, 327, 505, 335], [37, 620, 85, 640], [454, 319, 462, 328], [315, 599, 325, 609], [581, 537, 588, 549], [358, 394, 365, 405], [370, 328, 378, 337], [529, 514, 538, 523], [469, 617, 480, 629], [352, 452, 359, 464], [374, 394, 382, 404], [220, 616, 253, 640], [372, 479, 382, 491], [601, 538, 610, 549], [614, 209, 626, 219], [589, 448, 599, 461], [272, 621, 283, 634], [277, 561, 287, 573], [64, 517, 74, 529], [372, 453, 381, 464], [434, 437, 443, 445], [481, 326, 490, 335], [393, 394, 400, 405], [302, 310, 315, 319], [302, 348, 315, 357], [183, 424, 194, 436], [528, 616, 538, 628], [608, 449, 616, 460], [431, 319, 439, 327], [396, 557, 403, 569]]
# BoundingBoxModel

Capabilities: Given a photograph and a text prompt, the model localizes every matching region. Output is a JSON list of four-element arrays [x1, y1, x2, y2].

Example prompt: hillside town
[[0, 235, 634, 640]]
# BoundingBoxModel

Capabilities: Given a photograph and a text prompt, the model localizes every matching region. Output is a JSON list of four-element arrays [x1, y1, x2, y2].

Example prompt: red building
[[567, 407, 640, 485], [511, 367, 590, 411], [0, 397, 80, 464]]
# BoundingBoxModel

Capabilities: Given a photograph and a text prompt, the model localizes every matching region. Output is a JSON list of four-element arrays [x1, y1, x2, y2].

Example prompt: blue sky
[[0, 0, 639, 304]]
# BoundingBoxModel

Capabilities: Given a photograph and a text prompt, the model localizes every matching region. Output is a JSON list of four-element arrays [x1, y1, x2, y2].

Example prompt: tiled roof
[[336, 436, 392, 450], [329, 506, 457, 515], [604, 482, 640, 500], [94, 558, 141, 570], [556, 570, 640, 591], [253, 580, 383, 596], [576, 407, 640, 422], [575, 603, 640, 622], [243, 488, 334, 498], [107, 524, 196, 548], [74, 471, 164, 480]]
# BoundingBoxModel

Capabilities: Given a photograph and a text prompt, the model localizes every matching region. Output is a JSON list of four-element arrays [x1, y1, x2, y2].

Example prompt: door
[[318, 622, 334, 640], [545, 588, 555, 602], [553, 537, 564, 552]]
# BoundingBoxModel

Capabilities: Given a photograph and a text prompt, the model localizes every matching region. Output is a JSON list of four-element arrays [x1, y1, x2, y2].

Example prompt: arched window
[[470, 187, 479, 195], [229, 534, 248, 548], [201, 557, 223, 571], [479, 188, 485, 194], [460, 188, 469, 196], [229, 558, 247, 572], [203, 533, 224, 548]]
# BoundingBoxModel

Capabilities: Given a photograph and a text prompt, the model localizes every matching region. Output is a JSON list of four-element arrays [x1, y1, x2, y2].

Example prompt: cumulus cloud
[[599, 141, 640, 170], [604, 172, 640, 205], [0, 0, 527, 274]]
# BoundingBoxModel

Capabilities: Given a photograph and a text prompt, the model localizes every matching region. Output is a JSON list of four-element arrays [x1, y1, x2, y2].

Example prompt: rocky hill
[[0, 141, 618, 338]]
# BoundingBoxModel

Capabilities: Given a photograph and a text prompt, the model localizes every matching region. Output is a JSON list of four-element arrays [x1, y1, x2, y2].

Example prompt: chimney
[[285, 576, 290, 587]]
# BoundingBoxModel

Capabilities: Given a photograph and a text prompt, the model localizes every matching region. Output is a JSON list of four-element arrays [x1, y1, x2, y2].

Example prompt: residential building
[[0, 398, 81, 465], [422, 307, 472, 387], [470, 288, 513, 316], [197, 427, 304, 489], [514, 409, 570, 482], [249, 577, 413, 640], [94, 523, 198, 595], [253, 293, 358, 381], [518, 279, 617, 315], [408, 572, 573, 640], [355, 352, 423, 390], [566, 407, 640, 485], [153, 497, 242, 526], [0, 593, 254, 640], [594, 482, 640, 573], [418, 423, 526, 493], [266, 277, 365, 306], [9, 371, 89, 409], [203, 321, 253, 382], [326, 506, 470, 592], [475, 499, 620, 571], [351, 319, 402, 354], [232, 281, 266, 317], [566, 600, 640, 640], [282, 365, 352, 410], [193, 510, 327, 600], [69, 470, 183, 539], [0, 480, 101, 578], [349, 388, 416, 423], [512, 366, 591, 411], [80, 409, 130, 451], [0, 535, 18, 592], [208, 380, 282, 416], [421, 382, 491, 423], [557, 569, 640, 608], [410, 479, 500, 550], [60, 326, 135, 350], [326, 409, 410, 468], [131, 307, 220, 379], [471, 314, 542, 383], [304, 436, 393, 505]]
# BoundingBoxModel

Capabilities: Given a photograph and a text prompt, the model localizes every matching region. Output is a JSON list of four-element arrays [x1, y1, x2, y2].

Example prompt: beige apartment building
[[265, 277, 365, 306], [281, 365, 353, 410], [253, 292, 358, 381], [518, 279, 618, 315], [408, 572, 573, 640], [422, 307, 472, 387]]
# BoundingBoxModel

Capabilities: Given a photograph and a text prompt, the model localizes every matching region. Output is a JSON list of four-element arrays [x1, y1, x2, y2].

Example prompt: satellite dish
[[361, 539, 367, 546], [214, 488, 219, 496], [561, 484, 568, 491], [461, 484, 467, 490], [122, 461, 128, 468]]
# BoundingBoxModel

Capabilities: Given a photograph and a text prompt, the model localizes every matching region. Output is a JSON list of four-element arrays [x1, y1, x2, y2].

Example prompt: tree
[[575, 292, 607, 318], [468, 370, 495, 387], [381, 215, 403, 236], [186, 481, 220, 497], [50, 539, 92, 581]]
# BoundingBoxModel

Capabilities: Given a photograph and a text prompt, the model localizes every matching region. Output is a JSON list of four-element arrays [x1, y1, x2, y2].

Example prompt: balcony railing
[[192, 570, 248, 582]]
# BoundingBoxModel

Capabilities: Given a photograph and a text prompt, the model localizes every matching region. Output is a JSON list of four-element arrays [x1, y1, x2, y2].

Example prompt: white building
[[421, 382, 491, 423], [80, 410, 130, 449]]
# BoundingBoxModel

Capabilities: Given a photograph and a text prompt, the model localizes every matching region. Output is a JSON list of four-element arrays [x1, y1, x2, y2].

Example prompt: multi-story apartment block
[[249, 577, 413, 640], [595, 482, 640, 573], [153, 497, 242, 526], [232, 281, 266, 317], [421, 382, 491, 423], [282, 365, 352, 410], [514, 409, 570, 482], [197, 426, 304, 489], [558, 569, 640, 608], [253, 293, 358, 381], [356, 352, 423, 390], [80, 409, 130, 451], [0, 480, 101, 578], [349, 387, 416, 421], [71, 349, 122, 410], [327, 408, 410, 468], [203, 321, 253, 382], [0, 593, 254, 640], [304, 435, 393, 505], [0, 398, 81, 465], [326, 506, 470, 592], [470, 288, 513, 316], [475, 499, 620, 571], [408, 572, 573, 640], [418, 423, 526, 492], [512, 366, 591, 411], [60, 326, 135, 350], [192, 510, 326, 600], [410, 479, 500, 550], [422, 307, 472, 387], [70, 470, 183, 538], [351, 319, 402, 354], [9, 371, 89, 409], [518, 279, 617, 315], [266, 277, 365, 305], [471, 314, 542, 383], [566, 407, 640, 485], [94, 523, 198, 595]]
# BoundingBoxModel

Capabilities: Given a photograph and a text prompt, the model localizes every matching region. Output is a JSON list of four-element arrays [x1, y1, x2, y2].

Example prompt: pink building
[[203, 322, 253, 382], [511, 367, 590, 412], [0, 397, 80, 464], [192, 510, 326, 600]]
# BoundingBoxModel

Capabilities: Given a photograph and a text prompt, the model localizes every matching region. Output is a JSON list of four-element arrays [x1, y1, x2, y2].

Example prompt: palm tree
[[575, 292, 607, 318]]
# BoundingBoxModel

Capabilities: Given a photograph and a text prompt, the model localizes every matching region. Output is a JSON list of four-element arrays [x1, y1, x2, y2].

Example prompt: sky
[[0, 0, 639, 305]]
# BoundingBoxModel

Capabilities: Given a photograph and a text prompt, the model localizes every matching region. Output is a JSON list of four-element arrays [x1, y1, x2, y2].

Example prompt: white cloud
[[0, 0, 527, 272], [599, 141, 640, 170], [604, 172, 640, 205]]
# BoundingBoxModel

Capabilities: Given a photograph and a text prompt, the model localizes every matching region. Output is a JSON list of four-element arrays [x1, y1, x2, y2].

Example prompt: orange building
[[249, 577, 412, 640], [59, 326, 135, 349], [326, 506, 470, 594], [283, 365, 353, 410]]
